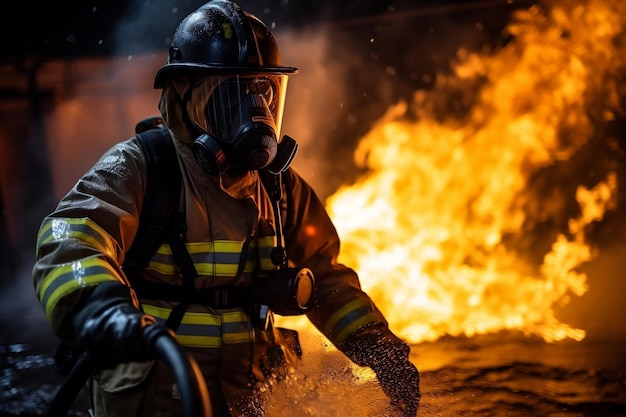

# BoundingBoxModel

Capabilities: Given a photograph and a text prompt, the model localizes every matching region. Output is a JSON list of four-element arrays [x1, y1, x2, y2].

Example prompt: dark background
[[1, 1, 527, 61]]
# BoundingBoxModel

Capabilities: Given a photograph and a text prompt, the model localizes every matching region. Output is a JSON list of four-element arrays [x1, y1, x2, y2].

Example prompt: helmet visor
[[189, 74, 288, 143]]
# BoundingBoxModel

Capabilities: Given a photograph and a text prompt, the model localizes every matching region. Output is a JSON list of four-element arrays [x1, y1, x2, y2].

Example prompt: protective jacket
[[33, 129, 390, 416]]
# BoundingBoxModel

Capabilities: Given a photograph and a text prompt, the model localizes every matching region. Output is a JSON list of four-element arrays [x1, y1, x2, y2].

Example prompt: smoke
[[275, 3, 521, 199], [276, 27, 398, 198]]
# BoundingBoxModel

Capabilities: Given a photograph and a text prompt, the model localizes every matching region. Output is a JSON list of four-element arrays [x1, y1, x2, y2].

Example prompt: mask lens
[[188, 76, 221, 134], [211, 78, 245, 111], [189, 74, 287, 141], [249, 78, 276, 110]]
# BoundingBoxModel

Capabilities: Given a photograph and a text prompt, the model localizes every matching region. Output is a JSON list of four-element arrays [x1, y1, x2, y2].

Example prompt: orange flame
[[322, 0, 624, 344]]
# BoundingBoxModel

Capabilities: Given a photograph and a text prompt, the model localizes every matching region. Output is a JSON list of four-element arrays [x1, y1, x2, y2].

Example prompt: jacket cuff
[[340, 322, 410, 368]]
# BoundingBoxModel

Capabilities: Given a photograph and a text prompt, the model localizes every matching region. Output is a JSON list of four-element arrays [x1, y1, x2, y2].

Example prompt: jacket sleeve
[[281, 169, 389, 349], [32, 138, 147, 344]]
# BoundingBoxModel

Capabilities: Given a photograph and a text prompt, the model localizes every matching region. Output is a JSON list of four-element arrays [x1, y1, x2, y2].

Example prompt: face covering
[[188, 74, 289, 176]]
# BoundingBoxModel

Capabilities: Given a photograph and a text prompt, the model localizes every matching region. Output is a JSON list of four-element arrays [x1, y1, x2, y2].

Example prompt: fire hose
[[45, 325, 212, 417]]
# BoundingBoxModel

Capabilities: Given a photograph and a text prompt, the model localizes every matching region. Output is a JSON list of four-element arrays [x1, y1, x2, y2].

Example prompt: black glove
[[342, 323, 420, 417], [72, 281, 159, 368]]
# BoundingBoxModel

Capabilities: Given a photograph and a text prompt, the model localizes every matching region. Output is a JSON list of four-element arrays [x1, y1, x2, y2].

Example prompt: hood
[[159, 78, 258, 199], [158, 77, 197, 145]]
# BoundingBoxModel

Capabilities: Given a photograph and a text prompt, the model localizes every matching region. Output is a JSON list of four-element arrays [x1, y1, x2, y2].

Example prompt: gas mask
[[188, 74, 296, 175]]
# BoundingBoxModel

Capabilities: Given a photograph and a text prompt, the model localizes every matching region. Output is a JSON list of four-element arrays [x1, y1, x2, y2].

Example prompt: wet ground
[[2, 264, 626, 417]]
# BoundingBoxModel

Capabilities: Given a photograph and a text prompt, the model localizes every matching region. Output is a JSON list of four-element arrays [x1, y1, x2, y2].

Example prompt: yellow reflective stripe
[[194, 262, 240, 276], [222, 310, 250, 323], [36, 217, 118, 259], [258, 259, 275, 270], [179, 311, 222, 326], [223, 332, 254, 344], [147, 237, 276, 276], [256, 236, 275, 248], [154, 245, 174, 256], [176, 335, 221, 348], [141, 305, 254, 348], [334, 315, 378, 346], [256, 236, 276, 270], [37, 258, 120, 319], [324, 299, 380, 345], [324, 299, 367, 334], [221, 311, 254, 344], [188, 241, 244, 253], [147, 245, 177, 274]]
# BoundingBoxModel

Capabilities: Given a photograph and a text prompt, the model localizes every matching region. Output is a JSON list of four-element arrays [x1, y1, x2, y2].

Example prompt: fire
[[322, 0, 624, 344]]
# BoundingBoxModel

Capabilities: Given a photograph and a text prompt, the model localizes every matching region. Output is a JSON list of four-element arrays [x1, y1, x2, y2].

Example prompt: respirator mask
[[189, 74, 295, 175]]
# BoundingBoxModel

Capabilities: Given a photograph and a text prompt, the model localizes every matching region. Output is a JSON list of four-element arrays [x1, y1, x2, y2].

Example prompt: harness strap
[[168, 213, 198, 289], [124, 127, 182, 276], [124, 121, 286, 333], [165, 302, 191, 330], [132, 279, 254, 307]]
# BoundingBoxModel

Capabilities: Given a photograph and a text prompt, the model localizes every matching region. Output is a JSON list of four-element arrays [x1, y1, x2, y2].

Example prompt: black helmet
[[154, 0, 297, 88]]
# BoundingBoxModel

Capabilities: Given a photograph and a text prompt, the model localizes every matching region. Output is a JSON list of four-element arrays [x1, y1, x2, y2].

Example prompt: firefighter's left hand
[[342, 323, 420, 416], [371, 352, 420, 417]]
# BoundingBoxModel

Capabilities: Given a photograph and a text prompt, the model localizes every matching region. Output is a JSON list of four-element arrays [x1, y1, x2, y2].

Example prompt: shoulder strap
[[123, 127, 182, 277]]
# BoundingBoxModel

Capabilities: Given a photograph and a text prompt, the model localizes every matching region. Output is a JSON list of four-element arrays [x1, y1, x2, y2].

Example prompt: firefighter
[[32, 1, 420, 416]]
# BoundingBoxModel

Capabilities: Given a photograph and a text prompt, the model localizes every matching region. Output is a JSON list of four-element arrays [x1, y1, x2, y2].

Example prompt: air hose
[[45, 326, 212, 417]]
